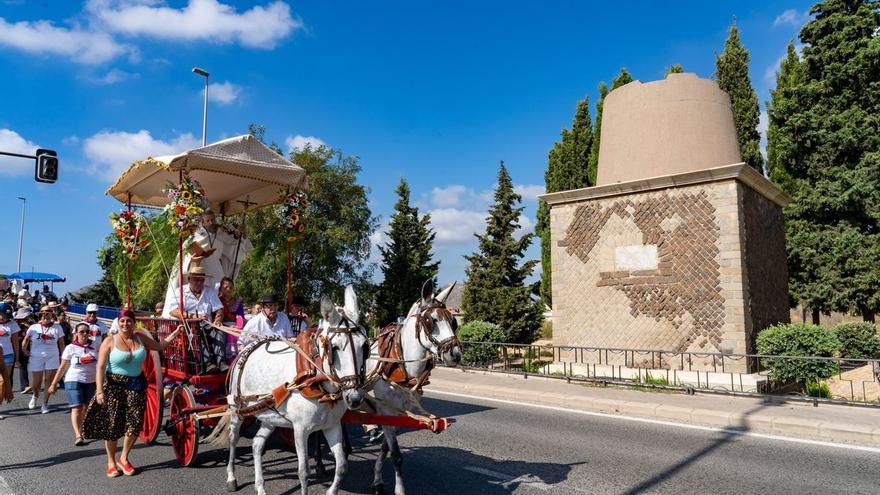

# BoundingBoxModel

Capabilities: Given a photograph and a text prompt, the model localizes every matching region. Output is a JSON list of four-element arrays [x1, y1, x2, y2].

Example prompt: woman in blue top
[[83, 308, 179, 477]]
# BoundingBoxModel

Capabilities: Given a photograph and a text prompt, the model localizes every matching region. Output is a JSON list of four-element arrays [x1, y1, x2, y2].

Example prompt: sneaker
[[41, 405, 50, 414], [21, 386, 32, 394], [0, 414, 5, 420], [28, 395, 37, 409]]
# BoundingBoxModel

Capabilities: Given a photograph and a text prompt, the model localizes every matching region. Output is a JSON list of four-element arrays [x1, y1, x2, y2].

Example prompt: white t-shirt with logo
[[85, 320, 109, 347], [26, 323, 63, 357], [0, 320, 20, 356], [238, 312, 294, 346], [61, 343, 99, 383]]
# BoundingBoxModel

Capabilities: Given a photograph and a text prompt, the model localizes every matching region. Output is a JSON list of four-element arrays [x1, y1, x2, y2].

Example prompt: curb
[[426, 369, 880, 448]]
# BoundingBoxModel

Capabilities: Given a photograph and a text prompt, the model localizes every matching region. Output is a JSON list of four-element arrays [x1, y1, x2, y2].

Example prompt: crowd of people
[[0, 268, 313, 477]]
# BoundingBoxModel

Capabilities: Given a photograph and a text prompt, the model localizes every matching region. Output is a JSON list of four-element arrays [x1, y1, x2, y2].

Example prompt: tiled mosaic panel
[[559, 190, 725, 353], [740, 186, 790, 352]]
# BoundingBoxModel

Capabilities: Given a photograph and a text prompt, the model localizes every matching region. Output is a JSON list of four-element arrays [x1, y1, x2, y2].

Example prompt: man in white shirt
[[165, 266, 226, 372], [83, 303, 109, 347], [238, 294, 294, 349]]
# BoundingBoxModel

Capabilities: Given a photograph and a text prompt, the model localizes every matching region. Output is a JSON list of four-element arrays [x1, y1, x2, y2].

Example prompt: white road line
[[463, 466, 555, 491], [427, 389, 880, 454], [0, 475, 14, 495]]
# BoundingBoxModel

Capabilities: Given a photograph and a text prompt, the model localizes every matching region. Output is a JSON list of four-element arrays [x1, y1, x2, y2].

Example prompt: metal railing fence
[[454, 341, 880, 408]]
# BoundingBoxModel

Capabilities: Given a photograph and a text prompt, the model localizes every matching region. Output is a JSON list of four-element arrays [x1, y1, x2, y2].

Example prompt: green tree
[[71, 248, 122, 307], [462, 162, 544, 344], [769, 0, 880, 322], [588, 68, 633, 185], [374, 178, 439, 326], [237, 142, 378, 314], [665, 64, 684, 76], [716, 22, 764, 173], [536, 97, 592, 306]]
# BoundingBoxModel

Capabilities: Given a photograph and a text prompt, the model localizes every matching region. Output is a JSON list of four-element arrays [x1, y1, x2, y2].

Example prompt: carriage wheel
[[170, 386, 200, 467], [279, 427, 295, 446], [139, 350, 164, 444]]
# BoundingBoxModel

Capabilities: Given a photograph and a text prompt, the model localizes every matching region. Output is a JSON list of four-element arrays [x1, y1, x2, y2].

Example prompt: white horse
[[367, 281, 462, 495], [225, 286, 369, 495]]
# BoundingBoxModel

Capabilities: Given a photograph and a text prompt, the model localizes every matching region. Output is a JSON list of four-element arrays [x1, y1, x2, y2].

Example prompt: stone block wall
[[549, 175, 789, 371]]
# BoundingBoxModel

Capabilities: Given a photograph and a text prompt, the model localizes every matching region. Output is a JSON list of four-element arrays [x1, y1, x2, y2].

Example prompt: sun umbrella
[[6, 272, 66, 283]]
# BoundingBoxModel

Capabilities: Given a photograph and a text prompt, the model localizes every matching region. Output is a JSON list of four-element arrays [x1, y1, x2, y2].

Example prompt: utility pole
[[17, 196, 25, 272]]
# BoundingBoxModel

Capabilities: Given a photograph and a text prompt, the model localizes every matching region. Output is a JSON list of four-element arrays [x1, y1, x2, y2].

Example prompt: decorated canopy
[[106, 134, 308, 214]]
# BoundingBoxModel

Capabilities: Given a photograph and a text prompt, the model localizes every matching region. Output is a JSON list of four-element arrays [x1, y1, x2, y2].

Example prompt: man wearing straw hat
[[165, 265, 227, 372]]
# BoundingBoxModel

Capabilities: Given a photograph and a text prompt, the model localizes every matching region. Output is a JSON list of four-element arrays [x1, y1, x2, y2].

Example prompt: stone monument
[[540, 73, 791, 371]]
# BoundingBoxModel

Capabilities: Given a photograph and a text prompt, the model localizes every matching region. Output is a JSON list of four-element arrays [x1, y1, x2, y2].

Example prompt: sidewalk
[[427, 367, 880, 447]]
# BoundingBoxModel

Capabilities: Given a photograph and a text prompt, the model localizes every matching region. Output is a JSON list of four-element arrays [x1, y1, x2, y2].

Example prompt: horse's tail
[[205, 410, 233, 447]]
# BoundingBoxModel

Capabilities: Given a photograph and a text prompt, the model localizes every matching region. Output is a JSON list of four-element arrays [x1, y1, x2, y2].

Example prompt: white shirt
[[164, 284, 222, 319], [26, 323, 63, 356], [61, 343, 98, 383], [238, 312, 294, 346], [84, 320, 109, 347], [0, 320, 20, 356]]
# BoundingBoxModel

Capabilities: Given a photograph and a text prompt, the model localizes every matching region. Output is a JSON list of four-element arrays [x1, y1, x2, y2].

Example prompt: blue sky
[[0, 0, 813, 298]]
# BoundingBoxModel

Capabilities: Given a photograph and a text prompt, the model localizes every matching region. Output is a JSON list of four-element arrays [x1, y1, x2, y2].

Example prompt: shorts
[[28, 352, 60, 372], [65, 381, 97, 407], [3, 353, 12, 366]]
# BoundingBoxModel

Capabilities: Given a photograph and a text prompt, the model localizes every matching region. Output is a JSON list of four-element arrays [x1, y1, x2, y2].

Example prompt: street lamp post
[[192, 67, 210, 147], [16, 196, 25, 272]]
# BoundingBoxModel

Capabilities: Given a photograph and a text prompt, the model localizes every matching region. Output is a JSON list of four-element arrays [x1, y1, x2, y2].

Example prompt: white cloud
[[87, 0, 302, 49], [83, 129, 199, 181], [0, 17, 129, 64], [773, 9, 809, 28], [0, 129, 39, 176], [428, 208, 487, 245], [430, 185, 468, 208], [62, 135, 80, 146], [206, 81, 241, 104], [87, 68, 137, 84], [757, 110, 769, 137], [285, 135, 325, 153], [514, 184, 545, 201]]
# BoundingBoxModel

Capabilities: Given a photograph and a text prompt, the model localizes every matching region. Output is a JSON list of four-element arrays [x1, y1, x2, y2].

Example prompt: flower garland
[[110, 209, 151, 259], [276, 189, 308, 239], [162, 176, 205, 236]]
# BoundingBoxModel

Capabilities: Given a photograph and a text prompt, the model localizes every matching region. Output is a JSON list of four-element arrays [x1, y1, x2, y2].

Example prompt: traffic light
[[35, 149, 58, 183]]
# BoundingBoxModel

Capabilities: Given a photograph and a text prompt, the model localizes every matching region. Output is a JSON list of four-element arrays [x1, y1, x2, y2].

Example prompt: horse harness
[[228, 317, 367, 417], [373, 303, 461, 393]]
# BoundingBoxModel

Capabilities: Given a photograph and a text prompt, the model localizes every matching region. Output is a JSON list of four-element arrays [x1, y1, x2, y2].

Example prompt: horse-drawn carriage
[[104, 135, 460, 493]]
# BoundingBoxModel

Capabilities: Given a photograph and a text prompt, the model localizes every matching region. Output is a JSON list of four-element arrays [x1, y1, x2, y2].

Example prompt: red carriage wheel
[[279, 427, 295, 446], [139, 350, 164, 444], [170, 386, 201, 467]]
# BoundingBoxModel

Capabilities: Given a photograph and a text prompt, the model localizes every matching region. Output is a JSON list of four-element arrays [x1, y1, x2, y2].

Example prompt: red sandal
[[116, 460, 136, 476], [106, 466, 120, 478]]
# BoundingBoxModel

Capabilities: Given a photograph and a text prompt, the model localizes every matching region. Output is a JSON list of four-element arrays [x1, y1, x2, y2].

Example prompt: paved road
[[1, 383, 878, 495]]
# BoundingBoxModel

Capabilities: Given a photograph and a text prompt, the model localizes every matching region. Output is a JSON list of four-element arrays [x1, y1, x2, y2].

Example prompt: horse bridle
[[414, 303, 461, 358], [322, 315, 369, 392]]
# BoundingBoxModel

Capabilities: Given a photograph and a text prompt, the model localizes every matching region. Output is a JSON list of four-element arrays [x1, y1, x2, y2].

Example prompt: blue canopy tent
[[7, 272, 66, 283]]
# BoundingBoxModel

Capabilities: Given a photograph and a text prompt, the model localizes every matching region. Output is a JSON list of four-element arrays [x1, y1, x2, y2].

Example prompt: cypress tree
[[536, 97, 593, 306], [588, 69, 633, 185], [716, 22, 764, 173], [771, 0, 880, 322], [375, 178, 439, 326], [463, 162, 544, 343]]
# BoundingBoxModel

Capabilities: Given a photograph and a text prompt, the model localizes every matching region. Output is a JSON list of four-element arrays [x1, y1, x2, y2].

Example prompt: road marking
[[464, 466, 555, 491], [427, 390, 880, 454], [0, 475, 14, 495]]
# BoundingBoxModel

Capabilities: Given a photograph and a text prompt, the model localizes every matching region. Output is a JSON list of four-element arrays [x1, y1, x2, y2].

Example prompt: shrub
[[459, 320, 505, 366], [756, 324, 840, 382], [807, 381, 831, 398], [833, 322, 880, 360], [540, 320, 553, 340]]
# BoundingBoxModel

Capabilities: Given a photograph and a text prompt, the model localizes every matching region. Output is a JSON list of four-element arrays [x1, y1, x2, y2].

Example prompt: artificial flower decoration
[[275, 189, 308, 239], [110, 209, 151, 260], [163, 176, 205, 236]]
